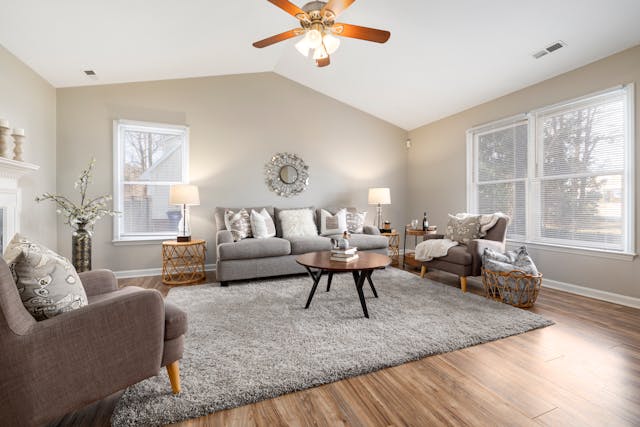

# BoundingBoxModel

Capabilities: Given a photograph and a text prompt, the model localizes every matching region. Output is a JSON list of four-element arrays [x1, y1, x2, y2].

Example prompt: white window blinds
[[473, 120, 528, 239], [468, 85, 633, 254], [535, 89, 628, 251]]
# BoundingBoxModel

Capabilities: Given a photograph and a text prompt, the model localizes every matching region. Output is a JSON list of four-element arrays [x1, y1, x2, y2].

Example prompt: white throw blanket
[[414, 239, 458, 261]]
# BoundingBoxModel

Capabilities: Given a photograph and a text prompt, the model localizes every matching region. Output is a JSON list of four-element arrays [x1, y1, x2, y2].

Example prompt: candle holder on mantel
[[0, 119, 11, 158], [12, 128, 25, 161]]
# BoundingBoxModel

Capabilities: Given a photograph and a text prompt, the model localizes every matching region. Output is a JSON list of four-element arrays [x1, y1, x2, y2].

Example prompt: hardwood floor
[[51, 260, 640, 427]]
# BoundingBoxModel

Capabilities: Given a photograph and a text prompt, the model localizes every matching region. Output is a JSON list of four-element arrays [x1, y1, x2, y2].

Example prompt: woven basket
[[481, 267, 543, 308]]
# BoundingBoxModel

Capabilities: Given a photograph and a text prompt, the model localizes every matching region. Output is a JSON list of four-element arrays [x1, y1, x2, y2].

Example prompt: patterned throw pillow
[[346, 211, 366, 233], [444, 214, 483, 244], [278, 208, 318, 238], [224, 209, 252, 241], [250, 208, 276, 239], [3, 234, 88, 321], [320, 209, 347, 236]]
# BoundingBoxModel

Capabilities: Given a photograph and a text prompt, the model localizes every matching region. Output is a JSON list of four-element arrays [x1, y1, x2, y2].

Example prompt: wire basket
[[481, 268, 543, 308]]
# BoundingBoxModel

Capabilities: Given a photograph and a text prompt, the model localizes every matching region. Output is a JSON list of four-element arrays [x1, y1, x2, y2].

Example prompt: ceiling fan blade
[[267, 0, 309, 21], [253, 29, 303, 48], [316, 55, 331, 67], [332, 23, 390, 43], [322, 0, 356, 18]]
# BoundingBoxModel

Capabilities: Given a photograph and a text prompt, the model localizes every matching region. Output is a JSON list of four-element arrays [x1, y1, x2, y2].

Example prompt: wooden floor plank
[[49, 261, 640, 427]]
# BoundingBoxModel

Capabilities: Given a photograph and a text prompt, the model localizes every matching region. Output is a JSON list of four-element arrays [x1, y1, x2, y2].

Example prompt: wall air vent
[[533, 40, 566, 59]]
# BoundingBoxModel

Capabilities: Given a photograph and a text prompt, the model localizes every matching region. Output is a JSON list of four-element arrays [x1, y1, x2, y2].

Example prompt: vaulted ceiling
[[1, 0, 639, 130]]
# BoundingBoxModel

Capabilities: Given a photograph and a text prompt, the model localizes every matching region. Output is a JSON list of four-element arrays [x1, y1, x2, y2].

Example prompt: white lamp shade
[[368, 187, 391, 205], [170, 184, 200, 205], [313, 45, 328, 60], [295, 37, 311, 57]]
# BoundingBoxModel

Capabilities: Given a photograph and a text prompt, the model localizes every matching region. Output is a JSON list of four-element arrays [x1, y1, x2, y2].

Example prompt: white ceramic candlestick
[[12, 129, 25, 161], [0, 120, 11, 158]]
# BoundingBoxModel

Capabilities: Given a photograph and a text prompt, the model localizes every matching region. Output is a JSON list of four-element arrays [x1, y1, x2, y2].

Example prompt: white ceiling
[[1, 0, 639, 130]]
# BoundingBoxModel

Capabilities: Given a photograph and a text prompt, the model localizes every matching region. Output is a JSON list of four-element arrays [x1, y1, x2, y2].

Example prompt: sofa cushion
[[3, 234, 88, 321], [437, 245, 473, 265], [327, 233, 388, 251], [275, 206, 315, 238], [288, 236, 332, 255], [218, 237, 291, 260], [346, 211, 366, 233]]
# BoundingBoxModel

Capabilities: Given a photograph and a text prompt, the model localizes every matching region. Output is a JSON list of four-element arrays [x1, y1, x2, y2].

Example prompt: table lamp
[[368, 187, 391, 230], [170, 184, 200, 242]]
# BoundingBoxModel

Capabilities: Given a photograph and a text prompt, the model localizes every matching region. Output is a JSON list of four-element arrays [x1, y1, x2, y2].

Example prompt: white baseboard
[[114, 263, 216, 279], [543, 278, 640, 309]]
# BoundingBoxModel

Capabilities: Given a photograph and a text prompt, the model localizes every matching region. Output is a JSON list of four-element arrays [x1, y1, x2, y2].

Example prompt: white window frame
[[467, 84, 635, 260], [112, 119, 189, 243]]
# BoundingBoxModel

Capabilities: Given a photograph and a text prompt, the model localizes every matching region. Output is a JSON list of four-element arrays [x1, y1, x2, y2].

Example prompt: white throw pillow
[[278, 209, 318, 238], [250, 208, 276, 239], [320, 208, 347, 236], [3, 234, 88, 321], [346, 211, 366, 233]]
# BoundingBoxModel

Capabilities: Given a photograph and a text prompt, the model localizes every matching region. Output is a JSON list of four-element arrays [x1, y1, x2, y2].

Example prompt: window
[[468, 85, 634, 254], [113, 120, 189, 241]]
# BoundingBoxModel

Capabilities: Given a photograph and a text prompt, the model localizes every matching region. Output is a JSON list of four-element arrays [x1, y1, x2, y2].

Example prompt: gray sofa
[[214, 206, 388, 285]]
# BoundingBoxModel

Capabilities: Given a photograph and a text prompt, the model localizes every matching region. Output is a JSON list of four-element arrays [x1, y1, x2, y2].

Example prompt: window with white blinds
[[113, 120, 189, 241], [468, 85, 634, 254]]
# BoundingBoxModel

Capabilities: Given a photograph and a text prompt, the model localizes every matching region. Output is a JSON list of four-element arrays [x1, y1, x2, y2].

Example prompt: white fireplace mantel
[[0, 157, 39, 251]]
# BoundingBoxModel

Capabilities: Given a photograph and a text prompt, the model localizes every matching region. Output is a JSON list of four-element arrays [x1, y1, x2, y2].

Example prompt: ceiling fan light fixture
[[312, 45, 328, 60], [295, 37, 311, 57], [322, 33, 340, 54], [306, 29, 323, 49]]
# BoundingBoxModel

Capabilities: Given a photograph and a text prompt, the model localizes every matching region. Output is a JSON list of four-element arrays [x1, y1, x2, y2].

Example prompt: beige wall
[[408, 45, 640, 299], [0, 45, 57, 249], [57, 73, 408, 271]]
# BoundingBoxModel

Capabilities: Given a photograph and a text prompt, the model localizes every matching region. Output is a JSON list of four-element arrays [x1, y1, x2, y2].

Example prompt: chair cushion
[[328, 233, 388, 251], [164, 302, 187, 340], [217, 237, 291, 260], [437, 245, 472, 265], [288, 236, 332, 254], [3, 234, 88, 321]]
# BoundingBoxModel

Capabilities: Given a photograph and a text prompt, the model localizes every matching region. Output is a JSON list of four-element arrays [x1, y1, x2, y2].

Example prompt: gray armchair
[[0, 258, 187, 427], [419, 217, 508, 292]]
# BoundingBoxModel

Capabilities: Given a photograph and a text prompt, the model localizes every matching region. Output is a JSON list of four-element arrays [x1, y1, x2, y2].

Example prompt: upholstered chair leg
[[166, 361, 181, 394], [420, 266, 427, 278], [460, 276, 467, 293]]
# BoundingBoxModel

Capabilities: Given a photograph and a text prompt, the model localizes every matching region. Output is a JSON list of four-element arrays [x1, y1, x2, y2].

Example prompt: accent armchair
[[419, 217, 508, 292], [0, 258, 187, 427]]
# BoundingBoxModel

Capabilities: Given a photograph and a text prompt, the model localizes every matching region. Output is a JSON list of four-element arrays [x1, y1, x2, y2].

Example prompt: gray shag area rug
[[111, 268, 553, 426]]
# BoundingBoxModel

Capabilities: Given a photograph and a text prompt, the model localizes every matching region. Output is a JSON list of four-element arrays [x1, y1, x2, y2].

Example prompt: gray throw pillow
[[346, 211, 366, 234], [224, 208, 253, 241], [3, 234, 88, 321], [444, 214, 483, 244]]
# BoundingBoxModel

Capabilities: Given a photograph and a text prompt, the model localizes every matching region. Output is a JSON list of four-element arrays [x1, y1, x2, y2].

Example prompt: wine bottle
[[422, 212, 428, 230]]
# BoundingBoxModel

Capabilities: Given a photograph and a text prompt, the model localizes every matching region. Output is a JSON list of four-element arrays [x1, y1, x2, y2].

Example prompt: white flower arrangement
[[36, 158, 119, 233]]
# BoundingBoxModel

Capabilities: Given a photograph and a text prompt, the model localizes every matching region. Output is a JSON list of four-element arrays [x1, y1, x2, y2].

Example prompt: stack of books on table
[[330, 247, 359, 262]]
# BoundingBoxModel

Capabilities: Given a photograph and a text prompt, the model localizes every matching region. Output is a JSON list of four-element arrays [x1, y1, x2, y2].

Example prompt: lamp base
[[177, 235, 191, 242]]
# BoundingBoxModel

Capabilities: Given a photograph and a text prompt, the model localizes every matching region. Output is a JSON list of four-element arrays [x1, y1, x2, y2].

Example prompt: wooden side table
[[162, 239, 206, 285], [402, 226, 438, 269], [381, 230, 399, 262]]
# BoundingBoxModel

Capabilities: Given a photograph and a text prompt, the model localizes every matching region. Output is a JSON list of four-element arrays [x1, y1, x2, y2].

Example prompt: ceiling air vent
[[533, 41, 566, 59], [83, 69, 98, 80]]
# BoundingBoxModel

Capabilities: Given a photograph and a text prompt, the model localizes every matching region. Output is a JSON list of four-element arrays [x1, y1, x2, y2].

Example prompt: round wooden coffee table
[[296, 251, 391, 318]]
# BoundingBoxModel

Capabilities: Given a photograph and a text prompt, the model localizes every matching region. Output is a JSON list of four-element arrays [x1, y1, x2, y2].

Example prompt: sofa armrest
[[2, 287, 165, 425], [216, 230, 234, 246], [79, 269, 118, 297], [362, 225, 380, 235], [469, 238, 506, 276]]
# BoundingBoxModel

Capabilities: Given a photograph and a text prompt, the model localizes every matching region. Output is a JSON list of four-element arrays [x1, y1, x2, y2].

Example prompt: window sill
[[112, 236, 175, 246], [506, 239, 637, 262]]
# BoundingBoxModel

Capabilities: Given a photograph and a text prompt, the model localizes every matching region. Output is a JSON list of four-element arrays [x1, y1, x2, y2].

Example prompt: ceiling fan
[[253, 0, 390, 67]]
